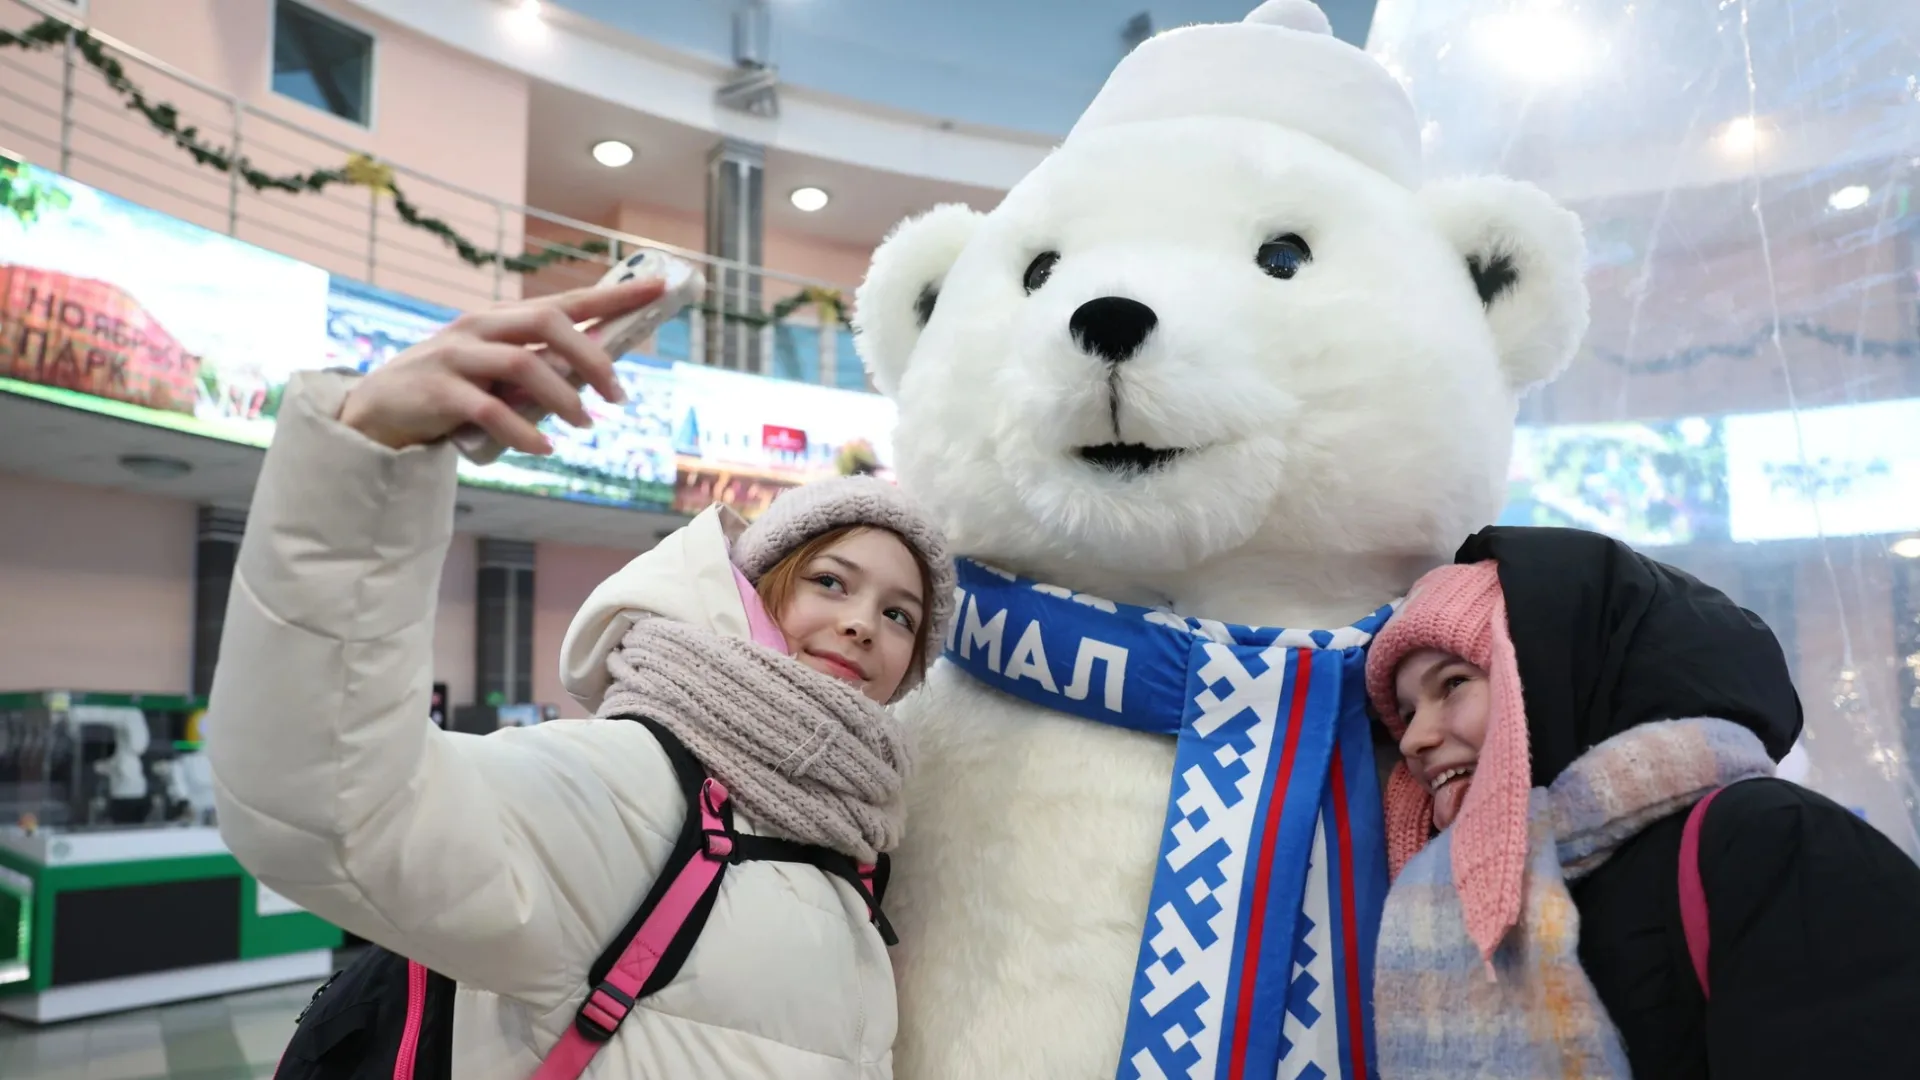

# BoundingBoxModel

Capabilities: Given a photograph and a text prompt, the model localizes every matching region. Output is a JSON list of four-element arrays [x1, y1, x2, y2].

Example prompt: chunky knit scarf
[[598, 616, 909, 862], [1373, 717, 1775, 1079]]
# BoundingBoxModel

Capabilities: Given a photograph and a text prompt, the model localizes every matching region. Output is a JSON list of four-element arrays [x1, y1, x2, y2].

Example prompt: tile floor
[[0, 975, 324, 1080]]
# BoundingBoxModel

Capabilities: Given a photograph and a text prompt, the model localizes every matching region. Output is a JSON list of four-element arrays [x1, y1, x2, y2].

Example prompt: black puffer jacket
[[1455, 526, 1920, 1079]]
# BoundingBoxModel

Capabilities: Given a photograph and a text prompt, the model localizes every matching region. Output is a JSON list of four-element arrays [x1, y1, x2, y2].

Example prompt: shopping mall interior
[[1, 0, 1917, 1076]]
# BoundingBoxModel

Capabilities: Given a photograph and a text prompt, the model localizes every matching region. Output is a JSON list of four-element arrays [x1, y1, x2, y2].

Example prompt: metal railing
[[0, 0, 865, 388]]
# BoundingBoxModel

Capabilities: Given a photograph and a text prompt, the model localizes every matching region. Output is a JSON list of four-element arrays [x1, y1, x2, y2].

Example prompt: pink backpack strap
[[393, 960, 429, 1080], [1678, 786, 1727, 1000], [530, 777, 735, 1080]]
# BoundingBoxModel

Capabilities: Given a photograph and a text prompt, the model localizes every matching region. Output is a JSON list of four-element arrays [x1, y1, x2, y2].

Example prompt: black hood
[[1455, 526, 1803, 788]]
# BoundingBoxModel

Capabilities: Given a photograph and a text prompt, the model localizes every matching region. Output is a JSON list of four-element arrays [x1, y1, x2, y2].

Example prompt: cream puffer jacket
[[207, 371, 896, 1079]]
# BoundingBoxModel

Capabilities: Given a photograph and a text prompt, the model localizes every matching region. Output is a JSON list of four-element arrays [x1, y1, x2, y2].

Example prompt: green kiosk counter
[[0, 691, 341, 1023], [0, 825, 339, 1023]]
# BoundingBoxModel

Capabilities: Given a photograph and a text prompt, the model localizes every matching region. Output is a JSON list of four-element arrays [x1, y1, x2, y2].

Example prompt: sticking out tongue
[[1432, 773, 1473, 831]]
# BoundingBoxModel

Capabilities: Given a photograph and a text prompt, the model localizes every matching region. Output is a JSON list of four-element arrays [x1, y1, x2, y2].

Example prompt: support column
[[475, 538, 536, 706], [706, 138, 766, 373], [191, 507, 248, 697]]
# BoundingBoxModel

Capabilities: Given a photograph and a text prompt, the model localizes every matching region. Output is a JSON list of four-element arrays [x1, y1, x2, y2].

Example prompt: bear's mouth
[[1076, 443, 1188, 474]]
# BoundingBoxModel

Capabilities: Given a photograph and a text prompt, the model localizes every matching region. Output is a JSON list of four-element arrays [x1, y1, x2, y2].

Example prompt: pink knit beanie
[[1365, 560, 1532, 969]]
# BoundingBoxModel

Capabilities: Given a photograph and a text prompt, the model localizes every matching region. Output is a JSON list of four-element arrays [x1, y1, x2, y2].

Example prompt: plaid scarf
[[1372, 717, 1774, 1078]]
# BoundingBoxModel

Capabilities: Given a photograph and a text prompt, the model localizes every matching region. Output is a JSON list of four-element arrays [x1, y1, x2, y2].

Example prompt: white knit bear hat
[[1068, 0, 1423, 189]]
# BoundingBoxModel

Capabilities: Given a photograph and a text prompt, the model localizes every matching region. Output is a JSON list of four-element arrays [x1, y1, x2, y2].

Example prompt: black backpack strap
[[728, 834, 899, 947], [583, 717, 728, 1010]]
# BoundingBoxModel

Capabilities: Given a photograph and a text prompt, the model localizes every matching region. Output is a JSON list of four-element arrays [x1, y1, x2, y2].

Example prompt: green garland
[[768, 285, 853, 328], [0, 156, 70, 224], [0, 16, 598, 273], [0, 16, 860, 308]]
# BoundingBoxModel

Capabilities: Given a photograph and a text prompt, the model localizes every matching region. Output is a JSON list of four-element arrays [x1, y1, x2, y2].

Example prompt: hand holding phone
[[336, 253, 705, 459], [448, 251, 705, 465]]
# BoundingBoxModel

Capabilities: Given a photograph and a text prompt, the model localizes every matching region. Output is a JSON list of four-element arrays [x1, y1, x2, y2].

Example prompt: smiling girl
[[1361, 527, 1920, 1080], [207, 280, 955, 1080]]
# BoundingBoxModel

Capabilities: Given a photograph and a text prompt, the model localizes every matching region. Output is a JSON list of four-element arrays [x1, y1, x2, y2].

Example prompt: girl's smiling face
[[1394, 647, 1492, 831], [769, 527, 928, 704]]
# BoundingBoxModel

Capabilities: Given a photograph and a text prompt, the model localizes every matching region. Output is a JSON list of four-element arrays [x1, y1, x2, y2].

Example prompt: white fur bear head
[[855, 2, 1588, 585]]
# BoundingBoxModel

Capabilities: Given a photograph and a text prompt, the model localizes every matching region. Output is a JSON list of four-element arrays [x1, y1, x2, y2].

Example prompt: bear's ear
[[1419, 177, 1590, 392], [854, 203, 983, 397]]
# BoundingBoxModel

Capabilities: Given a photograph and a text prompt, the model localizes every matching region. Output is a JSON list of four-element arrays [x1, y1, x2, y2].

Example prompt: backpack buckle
[[699, 778, 734, 858], [575, 980, 636, 1042]]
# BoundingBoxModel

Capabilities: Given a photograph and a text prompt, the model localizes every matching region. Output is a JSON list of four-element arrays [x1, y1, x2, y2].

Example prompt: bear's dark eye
[[1256, 235, 1311, 280], [1023, 251, 1060, 294]]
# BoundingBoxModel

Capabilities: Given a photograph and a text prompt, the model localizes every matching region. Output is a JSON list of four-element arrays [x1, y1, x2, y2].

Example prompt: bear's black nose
[[1069, 297, 1158, 364]]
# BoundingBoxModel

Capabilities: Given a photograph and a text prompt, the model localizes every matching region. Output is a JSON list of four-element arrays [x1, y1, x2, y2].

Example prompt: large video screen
[[1497, 415, 1730, 548], [0, 159, 898, 517], [1724, 397, 1920, 543]]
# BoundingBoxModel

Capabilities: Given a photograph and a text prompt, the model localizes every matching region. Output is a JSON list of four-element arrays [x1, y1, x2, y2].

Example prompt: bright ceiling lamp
[[1828, 185, 1871, 211], [1718, 116, 1763, 157], [592, 140, 634, 168], [507, 0, 544, 33], [1891, 537, 1920, 559], [1475, 10, 1590, 84], [790, 186, 830, 212]]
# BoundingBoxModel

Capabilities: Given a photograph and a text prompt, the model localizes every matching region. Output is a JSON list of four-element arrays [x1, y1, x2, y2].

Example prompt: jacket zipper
[[394, 960, 429, 1080]]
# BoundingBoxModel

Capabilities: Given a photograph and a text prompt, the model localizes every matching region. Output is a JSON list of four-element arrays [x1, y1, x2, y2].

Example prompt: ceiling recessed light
[[1891, 537, 1920, 559], [1718, 116, 1762, 156], [506, 0, 545, 33], [1476, 11, 1591, 84], [118, 453, 192, 480], [789, 186, 830, 213], [1828, 185, 1871, 211], [591, 140, 634, 168]]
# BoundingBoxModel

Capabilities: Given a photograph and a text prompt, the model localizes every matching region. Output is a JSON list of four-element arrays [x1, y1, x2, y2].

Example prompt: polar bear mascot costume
[[853, 2, 1590, 1077]]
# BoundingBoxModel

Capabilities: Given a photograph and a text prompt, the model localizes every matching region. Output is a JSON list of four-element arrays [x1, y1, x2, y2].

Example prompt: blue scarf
[[944, 558, 1393, 1080]]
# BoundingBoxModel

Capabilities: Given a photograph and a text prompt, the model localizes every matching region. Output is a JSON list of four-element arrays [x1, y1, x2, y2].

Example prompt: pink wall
[[0, 472, 196, 694], [0, 0, 529, 311], [765, 228, 874, 293], [521, 199, 873, 302], [0, 470, 480, 702], [611, 200, 874, 292], [532, 540, 644, 717], [610, 202, 704, 253]]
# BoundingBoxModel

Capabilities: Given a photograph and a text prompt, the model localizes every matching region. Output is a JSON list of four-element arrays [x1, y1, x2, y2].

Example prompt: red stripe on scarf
[[1228, 649, 1312, 1079], [1330, 746, 1368, 1080]]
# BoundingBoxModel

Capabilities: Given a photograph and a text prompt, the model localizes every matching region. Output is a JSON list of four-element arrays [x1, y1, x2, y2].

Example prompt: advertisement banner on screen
[[0, 158, 898, 521], [668, 360, 897, 518], [1725, 397, 1920, 543], [324, 275, 681, 511], [1499, 416, 1729, 548], [487, 354, 680, 510], [326, 276, 458, 374], [0, 160, 330, 445]]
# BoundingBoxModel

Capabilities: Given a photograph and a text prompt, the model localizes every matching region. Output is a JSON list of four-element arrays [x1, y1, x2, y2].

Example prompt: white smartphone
[[449, 249, 706, 465]]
